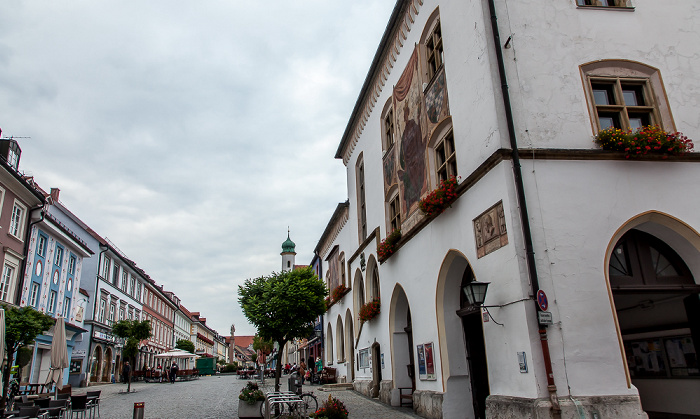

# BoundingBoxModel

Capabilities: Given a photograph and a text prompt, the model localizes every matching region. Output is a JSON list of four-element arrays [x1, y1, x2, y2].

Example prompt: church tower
[[281, 230, 296, 272]]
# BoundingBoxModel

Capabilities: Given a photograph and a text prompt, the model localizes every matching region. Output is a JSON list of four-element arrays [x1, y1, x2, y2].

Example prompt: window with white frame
[[388, 194, 401, 233], [0, 264, 14, 302], [112, 263, 120, 286], [129, 277, 135, 296], [102, 256, 111, 280], [581, 60, 673, 133], [68, 256, 76, 275], [99, 298, 106, 323], [63, 297, 70, 318], [136, 284, 142, 302], [54, 247, 63, 267], [30, 283, 40, 307], [37, 235, 47, 257], [49, 290, 57, 314], [381, 99, 395, 152], [119, 306, 125, 320], [9, 201, 26, 239], [121, 272, 128, 291], [109, 303, 116, 324]]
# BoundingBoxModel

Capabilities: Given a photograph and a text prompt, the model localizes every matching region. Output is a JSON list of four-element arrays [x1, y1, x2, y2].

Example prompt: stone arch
[[353, 268, 365, 335], [326, 323, 334, 364], [435, 249, 486, 418], [336, 315, 345, 363], [90, 345, 103, 383], [605, 211, 700, 416], [345, 308, 355, 382], [102, 347, 112, 382], [389, 284, 414, 398]]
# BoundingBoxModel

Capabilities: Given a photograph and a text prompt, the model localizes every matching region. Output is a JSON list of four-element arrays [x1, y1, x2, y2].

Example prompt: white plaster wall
[[494, 0, 700, 148]]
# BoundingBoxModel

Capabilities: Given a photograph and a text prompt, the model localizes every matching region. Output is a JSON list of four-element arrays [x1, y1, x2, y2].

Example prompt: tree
[[1, 305, 55, 411], [112, 319, 151, 393], [175, 339, 195, 354], [238, 267, 327, 391]]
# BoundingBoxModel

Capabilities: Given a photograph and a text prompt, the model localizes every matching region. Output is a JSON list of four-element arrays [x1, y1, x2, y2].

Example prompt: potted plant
[[238, 381, 265, 418], [310, 394, 349, 419], [377, 229, 401, 262], [594, 125, 694, 159], [419, 176, 460, 217], [359, 299, 380, 323], [331, 284, 348, 302]]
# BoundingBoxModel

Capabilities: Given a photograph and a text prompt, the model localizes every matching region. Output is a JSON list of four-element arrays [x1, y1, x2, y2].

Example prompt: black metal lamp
[[462, 281, 490, 306]]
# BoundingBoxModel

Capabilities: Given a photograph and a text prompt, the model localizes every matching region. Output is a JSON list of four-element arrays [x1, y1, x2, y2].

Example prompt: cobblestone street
[[84, 374, 420, 419]]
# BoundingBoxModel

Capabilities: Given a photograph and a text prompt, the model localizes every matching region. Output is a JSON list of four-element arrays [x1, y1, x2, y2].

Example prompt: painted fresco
[[382, 147, 397, 197], [393, 47, 428, 217], [425, 67, 450, 129]]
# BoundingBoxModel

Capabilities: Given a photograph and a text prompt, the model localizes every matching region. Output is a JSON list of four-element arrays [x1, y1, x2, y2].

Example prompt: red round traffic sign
[[536, 290, 548, 311]]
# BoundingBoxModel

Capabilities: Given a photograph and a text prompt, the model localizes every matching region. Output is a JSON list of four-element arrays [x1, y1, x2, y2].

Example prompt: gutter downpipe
[[15, 204, 46, 306], [486, 0, 561, 415]]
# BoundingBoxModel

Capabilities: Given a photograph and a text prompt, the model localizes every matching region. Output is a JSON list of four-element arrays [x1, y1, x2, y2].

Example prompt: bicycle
[[260, 390, 318, 418]]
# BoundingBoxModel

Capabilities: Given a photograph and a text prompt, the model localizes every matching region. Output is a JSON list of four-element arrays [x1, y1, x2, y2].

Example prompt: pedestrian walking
[[170, 362, 178, 383], [122, 361, 131, 384], [299, 361, 306, 385]]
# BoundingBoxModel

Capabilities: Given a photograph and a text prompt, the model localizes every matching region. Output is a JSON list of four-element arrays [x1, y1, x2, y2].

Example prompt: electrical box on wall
[[517, 352, 528, 373]]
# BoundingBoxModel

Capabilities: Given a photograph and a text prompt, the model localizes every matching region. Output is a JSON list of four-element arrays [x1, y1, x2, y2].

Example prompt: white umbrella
[[45, 316, 69, 390], [0, 308, 5, 373]]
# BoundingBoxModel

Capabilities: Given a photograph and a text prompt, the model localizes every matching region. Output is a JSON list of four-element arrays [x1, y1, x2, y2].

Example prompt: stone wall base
[[353, 379, 372, 397], [486, 394, 648, 419], [413, 390, 444, 419], [379, 380, 393, 405]]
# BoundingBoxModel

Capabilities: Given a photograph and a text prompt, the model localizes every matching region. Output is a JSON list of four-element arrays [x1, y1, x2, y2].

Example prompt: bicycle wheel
[[259, 400, 284, 419], [300, 393, 318, 417]]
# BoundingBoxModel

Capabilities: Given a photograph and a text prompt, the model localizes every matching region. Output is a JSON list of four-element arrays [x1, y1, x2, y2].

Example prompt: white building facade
[[320, 1, 700, 418]]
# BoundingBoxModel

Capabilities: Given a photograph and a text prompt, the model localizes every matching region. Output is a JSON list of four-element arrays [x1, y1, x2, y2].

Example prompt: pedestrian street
[[85, 374, 420, 418]]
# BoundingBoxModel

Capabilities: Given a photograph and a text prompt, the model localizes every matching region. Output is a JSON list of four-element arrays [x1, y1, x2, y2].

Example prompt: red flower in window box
[[358, 299, 381, 323], [594, 125, 694, 159], [331, 284, 348, 302], [419, 176, 460, 217], [377, 229, 401, 262]]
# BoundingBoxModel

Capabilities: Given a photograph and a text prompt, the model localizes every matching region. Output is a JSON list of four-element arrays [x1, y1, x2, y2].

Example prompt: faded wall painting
[[394, 47, 428, 217], [473, 201, 508, 258], [425, 67, 450, 130]]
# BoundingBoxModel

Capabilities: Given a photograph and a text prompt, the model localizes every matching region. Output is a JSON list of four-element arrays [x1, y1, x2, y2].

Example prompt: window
[[425, 20, 443, 82], [356, 157, 367, 241], [37, 235, 47, 257], [129, 277, 135, 296], [30, 283, 40, 307], [121, 272, 128, 291], [119, 307, 125, 321], [99, 299, 106, 323], [54, 247, 63, 266], [68, 256, 76, 275], [435, 130, 457, 182], [576, 0, 632, 7], [102, 256, 111, 280], [388, 195, 401, 232], [0, 264, 14, 302], [112, 263, 120, 286], [136, 284, 142, 302], [339, 254, 346, 287], [63, 297, 70, 318], [9, 202, 25, 238], [109, 304, 115, 325], [581, 60, 674, 133], [49, 290, 57, 314], [381, 99, 395, 152]]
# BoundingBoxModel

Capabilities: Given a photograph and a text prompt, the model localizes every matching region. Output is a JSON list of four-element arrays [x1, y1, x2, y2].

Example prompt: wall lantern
[[462, 281, 490, 307]]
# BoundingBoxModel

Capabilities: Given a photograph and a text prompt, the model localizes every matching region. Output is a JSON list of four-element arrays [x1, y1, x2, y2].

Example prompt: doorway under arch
[[389, 285, 415, 404], [435, 250, 489, 419], [607, 219, 700, 417], [345, 309, 355, 382], [102, 347, 113, 382], [90, 345, 102, 383]]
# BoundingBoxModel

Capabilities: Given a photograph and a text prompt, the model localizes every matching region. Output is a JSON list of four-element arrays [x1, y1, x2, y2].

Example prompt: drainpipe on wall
[[485, 0, 561, 415], [15, 205, 46, 306]]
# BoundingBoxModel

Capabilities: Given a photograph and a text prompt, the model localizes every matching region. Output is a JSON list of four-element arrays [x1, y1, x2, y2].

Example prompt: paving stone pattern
[[84, 374, 420, 418]]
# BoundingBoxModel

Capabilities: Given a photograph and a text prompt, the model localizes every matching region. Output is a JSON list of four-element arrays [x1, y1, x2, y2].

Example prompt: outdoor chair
[[56, 394, 70, 401], [46, 400, 69, 419], [33, 398, 50, 409], [13, 405, 47, 419], [14, 402, 36, 408], [69, 395, 88, 419], [85, 391, 101, 418]]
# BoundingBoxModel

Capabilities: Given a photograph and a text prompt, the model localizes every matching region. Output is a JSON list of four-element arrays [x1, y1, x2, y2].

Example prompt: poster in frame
[[417, 344, 427, 380], [424, 342, 436, 381]]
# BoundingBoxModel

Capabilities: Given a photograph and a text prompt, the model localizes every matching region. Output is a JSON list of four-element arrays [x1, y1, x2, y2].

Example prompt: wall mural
[[383, 46, 451, 231], [394, 47, 428, 217]]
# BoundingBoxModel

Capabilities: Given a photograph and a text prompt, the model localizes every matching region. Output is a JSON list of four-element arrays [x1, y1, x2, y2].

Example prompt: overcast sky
[[0, 1, 395, 337]]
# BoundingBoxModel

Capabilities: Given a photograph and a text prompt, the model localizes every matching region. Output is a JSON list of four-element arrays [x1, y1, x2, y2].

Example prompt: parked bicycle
[[260, 390, 318, 418]]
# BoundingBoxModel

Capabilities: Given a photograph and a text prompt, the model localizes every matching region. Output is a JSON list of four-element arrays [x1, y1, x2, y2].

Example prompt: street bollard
[[133, 402, 145, 419]]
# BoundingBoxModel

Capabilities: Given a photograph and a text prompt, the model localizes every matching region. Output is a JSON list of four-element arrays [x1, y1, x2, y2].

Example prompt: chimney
[[50, 188, 60, 203]]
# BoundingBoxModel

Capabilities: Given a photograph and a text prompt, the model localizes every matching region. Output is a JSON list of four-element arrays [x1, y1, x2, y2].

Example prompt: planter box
[[238, 399, 262, 418]]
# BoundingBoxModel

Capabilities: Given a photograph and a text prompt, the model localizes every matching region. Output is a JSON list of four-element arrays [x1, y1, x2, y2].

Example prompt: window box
[[359, 299, 381, 323], [419, 176, 459, 217], [377, 229, 402, 263], [594, 125, 694, 159], [331, 284, 348, 303]]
